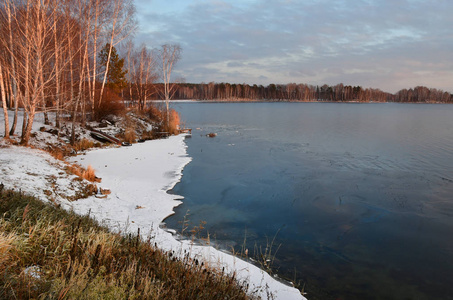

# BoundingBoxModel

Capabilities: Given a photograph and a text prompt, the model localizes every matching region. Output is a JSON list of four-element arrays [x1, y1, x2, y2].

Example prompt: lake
[[165, 102, 453, 299]]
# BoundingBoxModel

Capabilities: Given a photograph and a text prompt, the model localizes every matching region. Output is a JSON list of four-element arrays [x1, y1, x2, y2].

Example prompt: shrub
[[164, 109, 181, 135], [146, 105, 164, 123], [93, 89, 125, 121]]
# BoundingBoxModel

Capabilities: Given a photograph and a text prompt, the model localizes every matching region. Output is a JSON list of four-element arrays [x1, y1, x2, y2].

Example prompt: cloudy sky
[[134, 0, 453, 93]]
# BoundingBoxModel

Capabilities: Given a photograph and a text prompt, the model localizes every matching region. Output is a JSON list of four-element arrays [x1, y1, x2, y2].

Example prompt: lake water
[[165, 102, 453, 300]]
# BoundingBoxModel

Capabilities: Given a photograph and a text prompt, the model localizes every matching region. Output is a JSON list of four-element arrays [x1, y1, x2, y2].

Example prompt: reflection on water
[[166, 103, 453, 299]]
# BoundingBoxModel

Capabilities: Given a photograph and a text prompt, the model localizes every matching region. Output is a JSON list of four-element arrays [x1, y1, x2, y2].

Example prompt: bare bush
[[94, 89, 125, 121]]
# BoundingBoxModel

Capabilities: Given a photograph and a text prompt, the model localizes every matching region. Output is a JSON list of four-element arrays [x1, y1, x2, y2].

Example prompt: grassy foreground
[[0, 188, 250, 299]]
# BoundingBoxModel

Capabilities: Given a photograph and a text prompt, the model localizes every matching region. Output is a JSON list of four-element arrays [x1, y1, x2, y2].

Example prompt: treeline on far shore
[[169, 82, 453, 103]]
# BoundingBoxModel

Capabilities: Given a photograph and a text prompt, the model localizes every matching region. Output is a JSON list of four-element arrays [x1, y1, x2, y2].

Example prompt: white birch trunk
[[99, 42, 114, 108], [0, 63, 10, 139], [53, 16, 60, 128], [5, 0, 18, 136]]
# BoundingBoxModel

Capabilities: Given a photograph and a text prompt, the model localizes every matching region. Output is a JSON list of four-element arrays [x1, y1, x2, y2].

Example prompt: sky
[[134, 0, 453, 93]]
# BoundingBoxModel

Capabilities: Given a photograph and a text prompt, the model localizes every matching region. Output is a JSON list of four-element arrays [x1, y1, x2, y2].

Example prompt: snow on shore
[[0, 146, 90, 202], [0, 112, 305, 300], [68, 136, 305, 300]]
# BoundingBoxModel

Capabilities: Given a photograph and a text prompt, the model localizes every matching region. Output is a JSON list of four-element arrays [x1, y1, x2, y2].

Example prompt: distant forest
[[167, 82, 453, 103]]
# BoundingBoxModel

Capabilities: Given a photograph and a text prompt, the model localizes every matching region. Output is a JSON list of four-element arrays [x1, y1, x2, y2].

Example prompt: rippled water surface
[[166, 102, 453, 299]]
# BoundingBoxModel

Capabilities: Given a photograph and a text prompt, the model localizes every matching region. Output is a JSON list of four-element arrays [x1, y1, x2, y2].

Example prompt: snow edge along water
[[68, 134, 306, 300]]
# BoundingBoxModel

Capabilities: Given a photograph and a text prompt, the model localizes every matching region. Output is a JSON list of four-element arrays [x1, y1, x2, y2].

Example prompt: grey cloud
[[135, 0, 453, 93], [227, 62, 245, 68]]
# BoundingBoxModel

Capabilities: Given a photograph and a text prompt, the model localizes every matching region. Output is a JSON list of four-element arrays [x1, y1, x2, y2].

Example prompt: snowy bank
[[0, 111, 305, 299], [68, 136, 305, 300], [0, 146, 94, 203]]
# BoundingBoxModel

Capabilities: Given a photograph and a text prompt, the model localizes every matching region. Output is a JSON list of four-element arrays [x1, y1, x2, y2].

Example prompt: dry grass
[[67, 183, 98, 202], [73, 139, 95, 152], [65, 164, 100, 183], [116, 114, 139, 143], [48, 148, 66, 161], [0, 189, 251, 300], [123, 127, 137, 143], [99, 188, 111, 195], [83, 165, 97, 182], [0, 232, 17, 273]]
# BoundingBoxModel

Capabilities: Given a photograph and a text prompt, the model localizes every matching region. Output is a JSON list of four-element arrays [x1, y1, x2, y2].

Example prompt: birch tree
[[1, 0, 18, 136], [131, 45, 157, 111], [98, 0, 135, 108], [4, 0, 64, 145], [0, 0, 139, 144], [158, 44, 181, 122], [19, 0, 55, 144], [124, 40, 135, 106]]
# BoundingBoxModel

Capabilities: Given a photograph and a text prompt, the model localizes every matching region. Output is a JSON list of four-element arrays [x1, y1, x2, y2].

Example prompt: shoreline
[[68, 135, 305, 300], [0, 110, 304, 299], [165, 99, 452, 104]]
